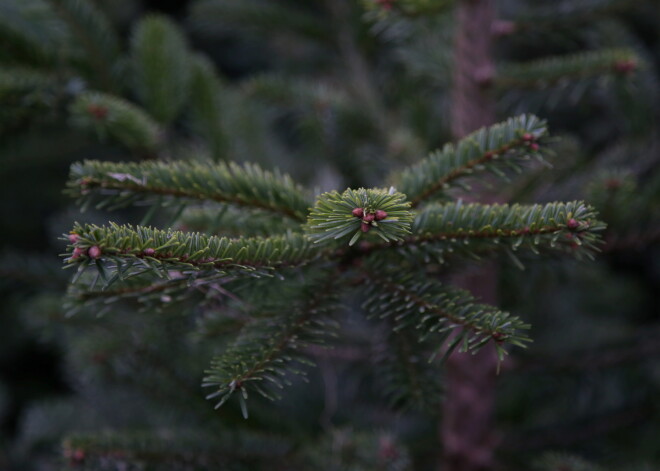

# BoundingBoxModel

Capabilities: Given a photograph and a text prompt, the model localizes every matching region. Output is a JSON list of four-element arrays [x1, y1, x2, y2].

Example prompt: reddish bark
[[441, 1, 499, 470]]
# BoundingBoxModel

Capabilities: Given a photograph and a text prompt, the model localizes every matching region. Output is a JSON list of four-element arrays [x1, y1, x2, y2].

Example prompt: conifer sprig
[[383, 200, 605, 262], [64, 223, 319, 288], [69, 92, 161, 153], [362, 273, 531, 363], [497, 49, 641, 90], [202, 276, 338, 417], [67, 160, 312, 221], [396, 115, 549, 206], [305, 188, 414, 246], [131, 15, 192, 125]]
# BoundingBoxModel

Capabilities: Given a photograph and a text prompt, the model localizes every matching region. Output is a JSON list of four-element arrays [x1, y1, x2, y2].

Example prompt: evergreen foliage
[[0, 0, 658, 470], [130, 15, 192, 125], [69, 92, 161, 153], [396, 114, 549, 205], [61, 114, 606, 421], [67, 159, 311, 221]]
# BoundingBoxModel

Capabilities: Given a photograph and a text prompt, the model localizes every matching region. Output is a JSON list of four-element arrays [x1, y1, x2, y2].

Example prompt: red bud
[[363, 213, 375, 223], [567, 218, 579, 230], [88, 246, 102, 259], [614, 60, 636, 74], [529, 143, 539, 151], [68, 233, 79, 244], [374, 210, 388, 221], [352, 207, 364, 218], [361, 222, 371, 233], [87, 104, 108, 120], [143, 248, 156, 256], [522, 133, 534, 142], [71, 247, 85, 259]]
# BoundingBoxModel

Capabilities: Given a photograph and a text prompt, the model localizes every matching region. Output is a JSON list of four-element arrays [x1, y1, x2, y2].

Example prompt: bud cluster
[[613, 59, 637, 75], [67, 233, 102, 260], [352, 207, 388, 233], [522, 132, 539, 152], [87, 104, 108, 120]]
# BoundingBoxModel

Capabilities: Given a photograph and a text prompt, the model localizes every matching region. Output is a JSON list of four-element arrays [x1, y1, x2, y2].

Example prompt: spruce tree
[[0, 1, 658, 470]]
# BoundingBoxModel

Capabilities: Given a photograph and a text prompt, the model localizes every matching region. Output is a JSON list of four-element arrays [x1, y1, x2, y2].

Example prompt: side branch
[[409, 137, 533, 207], [395, 114, 549, 207], [361, 272, 531, 360], [68, 160, 312, 222], [63, 223, 320, 282], [351, 201, 605, 264], [497, 49, 641, 90], [202, 274, 339, 416]]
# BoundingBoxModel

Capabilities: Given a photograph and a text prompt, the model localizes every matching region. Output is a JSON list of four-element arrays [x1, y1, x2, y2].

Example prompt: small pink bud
[[143, 248, 156, 256], [71, 247, 85, 259], [352, 207, 364, 218], [605, 178, 621, 190], [614, 60, 636, 74], [492, 332, 507, 343], [361, 222, 371, 233], [567, 218, 579, 230], [374, 210, 388, 221], [363, 213, 375, 223], [87, 104, 108, 120], [87, 246, 102, 259], [71, 448, 85, 463], [529, 143, 539, 151], [376, 0, 394, 10], [68, 233, 79, 244], [522, 133, 534, 142]]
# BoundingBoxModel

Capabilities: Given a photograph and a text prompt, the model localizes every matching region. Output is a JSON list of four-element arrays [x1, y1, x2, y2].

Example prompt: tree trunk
[[441, 1, 498, 470]]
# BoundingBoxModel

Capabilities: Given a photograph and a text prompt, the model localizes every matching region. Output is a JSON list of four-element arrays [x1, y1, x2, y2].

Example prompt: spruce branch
[[66, 159, 311, 222], [396, 115, 549, 207], [362, 273, 531, 364], [131, 15, 192, 125], [63, 223, 320, 290], [202, 275, 339, 417], [189, 55, 227, 160], [69, 92, 161, 153], [305, 188, 414, 246], [390, 200, 606, 262], [49, 0, 120, 91], [497, 49, 642, 91]]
